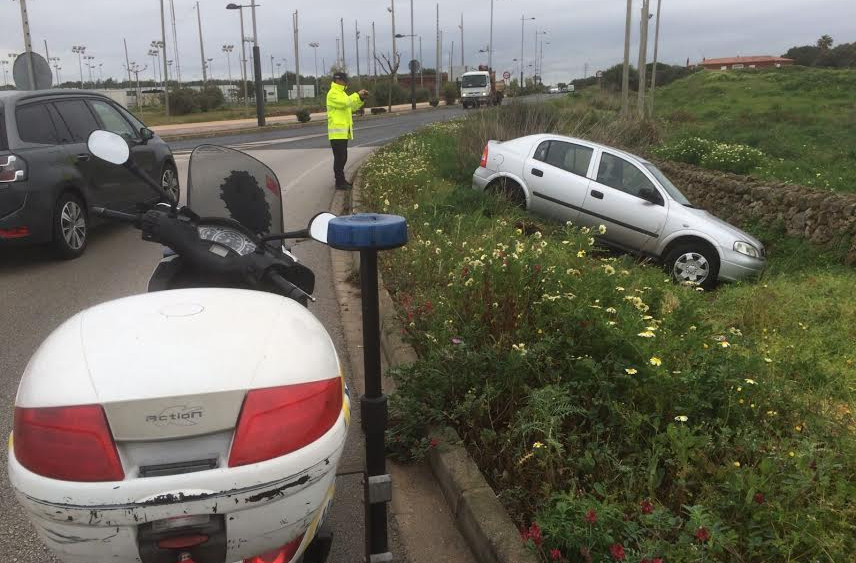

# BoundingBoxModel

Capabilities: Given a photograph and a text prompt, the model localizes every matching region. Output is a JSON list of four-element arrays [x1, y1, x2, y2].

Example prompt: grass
[[562, 67, 856, 192], [359, 120, 855, 562], [132, 99, 325, 127]]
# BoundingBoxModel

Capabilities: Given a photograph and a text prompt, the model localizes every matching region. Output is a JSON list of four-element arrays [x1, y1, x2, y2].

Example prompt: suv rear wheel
[[161, 163, 180, 203], [52, 192, 88, 259], [664, 243, 719, 290]]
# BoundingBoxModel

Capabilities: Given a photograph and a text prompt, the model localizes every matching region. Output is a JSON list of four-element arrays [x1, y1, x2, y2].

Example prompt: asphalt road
[[0, 106, 462, 563]]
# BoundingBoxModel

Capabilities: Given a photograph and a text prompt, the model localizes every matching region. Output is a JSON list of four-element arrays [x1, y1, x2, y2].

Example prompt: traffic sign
[[13, 52, 52, 90], [502, 71, 511, 80]]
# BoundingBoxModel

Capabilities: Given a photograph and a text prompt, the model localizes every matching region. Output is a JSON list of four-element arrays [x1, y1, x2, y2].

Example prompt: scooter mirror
[[308, 212, 336, 244], [87, 130, 130, 165]]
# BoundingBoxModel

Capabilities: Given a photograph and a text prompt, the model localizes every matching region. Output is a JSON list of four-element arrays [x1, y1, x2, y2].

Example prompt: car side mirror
[[87, 130, 130, 165], [140, 127, 155, 142], [639, 187, 662, 205]]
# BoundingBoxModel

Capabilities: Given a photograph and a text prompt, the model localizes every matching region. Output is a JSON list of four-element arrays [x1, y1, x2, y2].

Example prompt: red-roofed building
[[700, 56, 794, 70]]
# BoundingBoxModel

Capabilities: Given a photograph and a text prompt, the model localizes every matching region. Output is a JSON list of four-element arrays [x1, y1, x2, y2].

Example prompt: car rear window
[[53, 99, 100, 142], [16, 103, 60, 145]]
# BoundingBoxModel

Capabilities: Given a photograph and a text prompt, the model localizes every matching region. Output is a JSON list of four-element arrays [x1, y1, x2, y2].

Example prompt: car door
[[88, 99, 153, 205], [523, 139, 594, 224], [583, 151, 669, 253], [52, 98, 123, 209]]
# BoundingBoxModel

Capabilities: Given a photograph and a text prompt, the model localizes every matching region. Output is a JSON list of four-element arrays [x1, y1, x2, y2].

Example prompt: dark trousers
[[330, 139, 349, 185]]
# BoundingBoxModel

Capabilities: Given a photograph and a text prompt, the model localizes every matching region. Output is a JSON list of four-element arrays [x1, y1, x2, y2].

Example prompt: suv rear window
[[16, 103, 60, 145], [53, 99, 100, 142]]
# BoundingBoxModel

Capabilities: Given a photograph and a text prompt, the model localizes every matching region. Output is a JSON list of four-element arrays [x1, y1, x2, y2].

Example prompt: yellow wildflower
[[674, 415, 688, 422], [649, 356, 662, 366], [533, 441, 544, 449], [638, 331, 656, 338], [625, 368, 638, 375], [577, 249, 586, 258], [733, 461, 741, 468]]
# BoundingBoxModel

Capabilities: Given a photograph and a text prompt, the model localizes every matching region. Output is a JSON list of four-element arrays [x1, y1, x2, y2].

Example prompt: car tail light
[[228, 378, 343, 467], [0, 154, 27, 183], [243, 533, 304, 563], [479, 144, 489, 168], [13, 405, 124, 482], [0, 227, 30, 239]]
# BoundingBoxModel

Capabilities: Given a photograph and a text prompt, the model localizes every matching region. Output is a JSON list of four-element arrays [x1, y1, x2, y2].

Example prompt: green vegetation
[[652, 67, 856, 191], [133, 98, 325, 127], [359, 120, 855, 562]]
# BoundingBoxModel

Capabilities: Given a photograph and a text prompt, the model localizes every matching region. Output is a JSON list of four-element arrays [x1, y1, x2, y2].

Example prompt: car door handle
[[591, 189, 604, 199], [531, 168, 544, 177], [75, 153, 91, 162]]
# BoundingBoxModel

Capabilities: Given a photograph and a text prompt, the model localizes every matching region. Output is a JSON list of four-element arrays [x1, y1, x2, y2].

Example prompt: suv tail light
[[479, 144, 489, 168], [243, 533, 304, 563], [13, 405, 124, 482], [228, 378, 343, 467], [0, 154, 27, 182]]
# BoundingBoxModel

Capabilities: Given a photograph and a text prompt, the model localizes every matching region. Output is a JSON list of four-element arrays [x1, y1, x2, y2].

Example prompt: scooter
[[7, 130, 348, 563]]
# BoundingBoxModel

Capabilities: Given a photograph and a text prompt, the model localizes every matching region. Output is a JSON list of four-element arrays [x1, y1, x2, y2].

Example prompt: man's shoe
[[335, 181, 353, 190]]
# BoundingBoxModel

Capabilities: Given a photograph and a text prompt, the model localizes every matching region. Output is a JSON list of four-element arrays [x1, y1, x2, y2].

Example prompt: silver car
[[472, 134, 765, 287]]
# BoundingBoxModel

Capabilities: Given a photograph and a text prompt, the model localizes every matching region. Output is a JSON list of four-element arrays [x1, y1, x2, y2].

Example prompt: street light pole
[[293, 10, 301, 106], [410, 0, 415, 108], [160, 0, 171, 116], [309, 42, 320, 98], [72, 45, 85, 88], [372, 21, 377, 76], [389, 0, 397, 83], [249, 0, 265, 126], [169, 0, 182, 86], [520, 15, 534, 86], [196, 2, 207, 85], [621, 0, 632, 116], [355, 21, 361, 77], [16, 0, 36, 90], [459, 13, 464, 69], [340, 18, 346, 70], [488, 0, 494, 70], [649, 0, 663, 118], [637, 0, 650, 117], [222, 44, 234, 101]]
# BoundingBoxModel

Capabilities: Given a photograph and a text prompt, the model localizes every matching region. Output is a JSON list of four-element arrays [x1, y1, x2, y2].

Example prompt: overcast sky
[[1, 0, 854, 87]]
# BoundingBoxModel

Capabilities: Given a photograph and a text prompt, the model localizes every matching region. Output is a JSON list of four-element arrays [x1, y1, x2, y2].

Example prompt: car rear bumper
[[472, 168, 491, 191], [8, 413, 347, 563], [718, 249, 766, 282], [0, 183, 54, 245]]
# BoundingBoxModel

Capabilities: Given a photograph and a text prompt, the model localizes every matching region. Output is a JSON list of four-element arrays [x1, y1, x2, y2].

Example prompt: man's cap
[[332, 71, 349, 82]]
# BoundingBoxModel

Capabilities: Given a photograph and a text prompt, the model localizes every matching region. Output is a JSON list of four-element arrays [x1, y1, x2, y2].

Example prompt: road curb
[[345, 169, 538, 563]]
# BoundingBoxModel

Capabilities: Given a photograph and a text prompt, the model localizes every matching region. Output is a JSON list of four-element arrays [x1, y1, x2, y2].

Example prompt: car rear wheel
[[161, 163, 180, 203], [487, 177, 526, 209], [664, 243, 719, 290], [52, 192, 88, 259]]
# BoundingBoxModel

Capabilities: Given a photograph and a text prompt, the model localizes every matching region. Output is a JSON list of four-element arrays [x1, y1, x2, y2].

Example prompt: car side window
[[89, 100, 138, 140], [533, 141, 551, 162], [116, 105, 147, 134], [596, 153, 657, 199], [53, 99, 100, 142], [16, 103, 59, 145], [45, 104, 73, 143], [545, 141, 593, 177]]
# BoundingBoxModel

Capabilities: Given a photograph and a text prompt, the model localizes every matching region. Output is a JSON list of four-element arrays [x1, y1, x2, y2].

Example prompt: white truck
[[460, 65, 505, 109]]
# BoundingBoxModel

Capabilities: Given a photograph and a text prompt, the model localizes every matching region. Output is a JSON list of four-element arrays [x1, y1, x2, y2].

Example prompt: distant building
[[699, 56, 794, 71]]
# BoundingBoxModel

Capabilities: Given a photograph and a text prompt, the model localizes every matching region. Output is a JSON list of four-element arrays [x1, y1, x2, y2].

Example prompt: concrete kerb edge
[[343, 169, 538, 563]]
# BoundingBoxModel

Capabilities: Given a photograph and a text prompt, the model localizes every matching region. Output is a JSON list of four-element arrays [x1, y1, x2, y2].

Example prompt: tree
[[817, 35, 834, 50], [374, 51, 401, 112]]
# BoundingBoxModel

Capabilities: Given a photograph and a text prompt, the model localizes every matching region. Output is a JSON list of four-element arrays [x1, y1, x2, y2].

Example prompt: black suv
[[0, 90, 178, 258]]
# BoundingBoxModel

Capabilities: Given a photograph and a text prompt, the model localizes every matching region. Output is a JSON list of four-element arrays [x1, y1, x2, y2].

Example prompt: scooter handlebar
[[265, 271, 316, 303], [91, 207, 141, 226]]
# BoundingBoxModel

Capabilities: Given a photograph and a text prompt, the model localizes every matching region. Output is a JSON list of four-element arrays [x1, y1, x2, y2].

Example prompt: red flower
[[550, 548, 562, 561], [519, 527, 530, 542], [640, 499, 654, 514], [527, 522, 542, 547], [609, 543, 626, 560], [695, 526, 711, 542], [754, 493, 765, 504], [429, 438, 439, 448], [584, 509, 597, 524], [534, 264, 542, 273]]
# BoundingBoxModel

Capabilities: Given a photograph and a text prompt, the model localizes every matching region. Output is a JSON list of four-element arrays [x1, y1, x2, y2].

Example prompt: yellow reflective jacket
[[326, 82, 365, 140]]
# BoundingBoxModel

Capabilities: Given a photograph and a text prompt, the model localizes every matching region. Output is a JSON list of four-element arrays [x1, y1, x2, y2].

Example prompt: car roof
[[0, 89, 113, 105], [517, 133, 651, 165]]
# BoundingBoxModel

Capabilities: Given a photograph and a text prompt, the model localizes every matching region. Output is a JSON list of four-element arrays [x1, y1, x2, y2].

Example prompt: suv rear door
[[53, 98, 136, 211]]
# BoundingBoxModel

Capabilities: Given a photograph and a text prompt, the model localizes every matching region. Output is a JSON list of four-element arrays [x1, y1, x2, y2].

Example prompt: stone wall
[[656, 161, 856, 264]]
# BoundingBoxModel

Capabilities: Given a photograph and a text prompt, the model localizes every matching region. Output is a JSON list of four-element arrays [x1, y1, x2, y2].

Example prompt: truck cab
[[460, 66, 504, 109]]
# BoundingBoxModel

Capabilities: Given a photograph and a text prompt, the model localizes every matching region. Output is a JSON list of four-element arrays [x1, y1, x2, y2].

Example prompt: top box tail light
[[13, 404, 125, 482], [228, 378, 343, 467]]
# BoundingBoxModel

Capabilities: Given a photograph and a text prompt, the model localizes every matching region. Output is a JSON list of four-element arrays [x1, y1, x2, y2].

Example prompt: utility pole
[[249, 0, 264, 126], [169, 0, 182, 86], [309, 42, 319, 97], [366, 33, 371, 80], [637, 0, 650, 117], [621, 0, 632, 117], [419, 35, 423, 87], [459, 13, 464, 69], [340, 18, 346, 70], [336, 38, 340, 68], [355, 20, 361, 77], [159, 0, 170, 116], [410, 0, 415, 108], [17, 0, 37, 90], [488, 0, 494, 70], [293, 10, 301, 105], [372, 22, 377, 76], [43, 39, 49, 68], [124, 39, 132, 86], [196, 2, 207, 85], [389, 0, 397, 83], [449, 41, 454, 83], [72, 46, 85, 88], [520, 15, 535, 86], [649, 0, 663, 118], [435, 3, 440, 99]]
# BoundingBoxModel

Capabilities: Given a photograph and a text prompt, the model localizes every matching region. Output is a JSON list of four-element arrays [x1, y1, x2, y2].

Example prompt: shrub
[[415, 87, 431, 103], [429, 97, 440, 107], [443, 83, 458, 105], [701, 142, 765, 174], [168, 88, 198, 115], [197, 86, 225, 112], [653, 136, 715, 165], [371, 80, 408, 106], [295, 108, 311, 123]]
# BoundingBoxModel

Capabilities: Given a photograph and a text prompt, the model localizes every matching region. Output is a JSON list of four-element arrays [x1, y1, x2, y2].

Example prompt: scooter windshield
[[187, 144, 284, 235]]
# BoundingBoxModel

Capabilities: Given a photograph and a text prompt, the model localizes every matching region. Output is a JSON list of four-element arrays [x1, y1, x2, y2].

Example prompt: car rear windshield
[[462, 75, 488, 88], [644, 164, 691, 206]]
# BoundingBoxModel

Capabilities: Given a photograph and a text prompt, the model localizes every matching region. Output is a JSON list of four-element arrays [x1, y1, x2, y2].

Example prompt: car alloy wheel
[[161, 166, 180, 202], [60, 200, 86, 251], [673, 252, 710, 284]]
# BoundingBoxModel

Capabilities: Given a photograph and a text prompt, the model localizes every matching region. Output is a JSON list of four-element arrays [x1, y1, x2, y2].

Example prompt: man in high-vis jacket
[[326, 72, 368, 189]]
